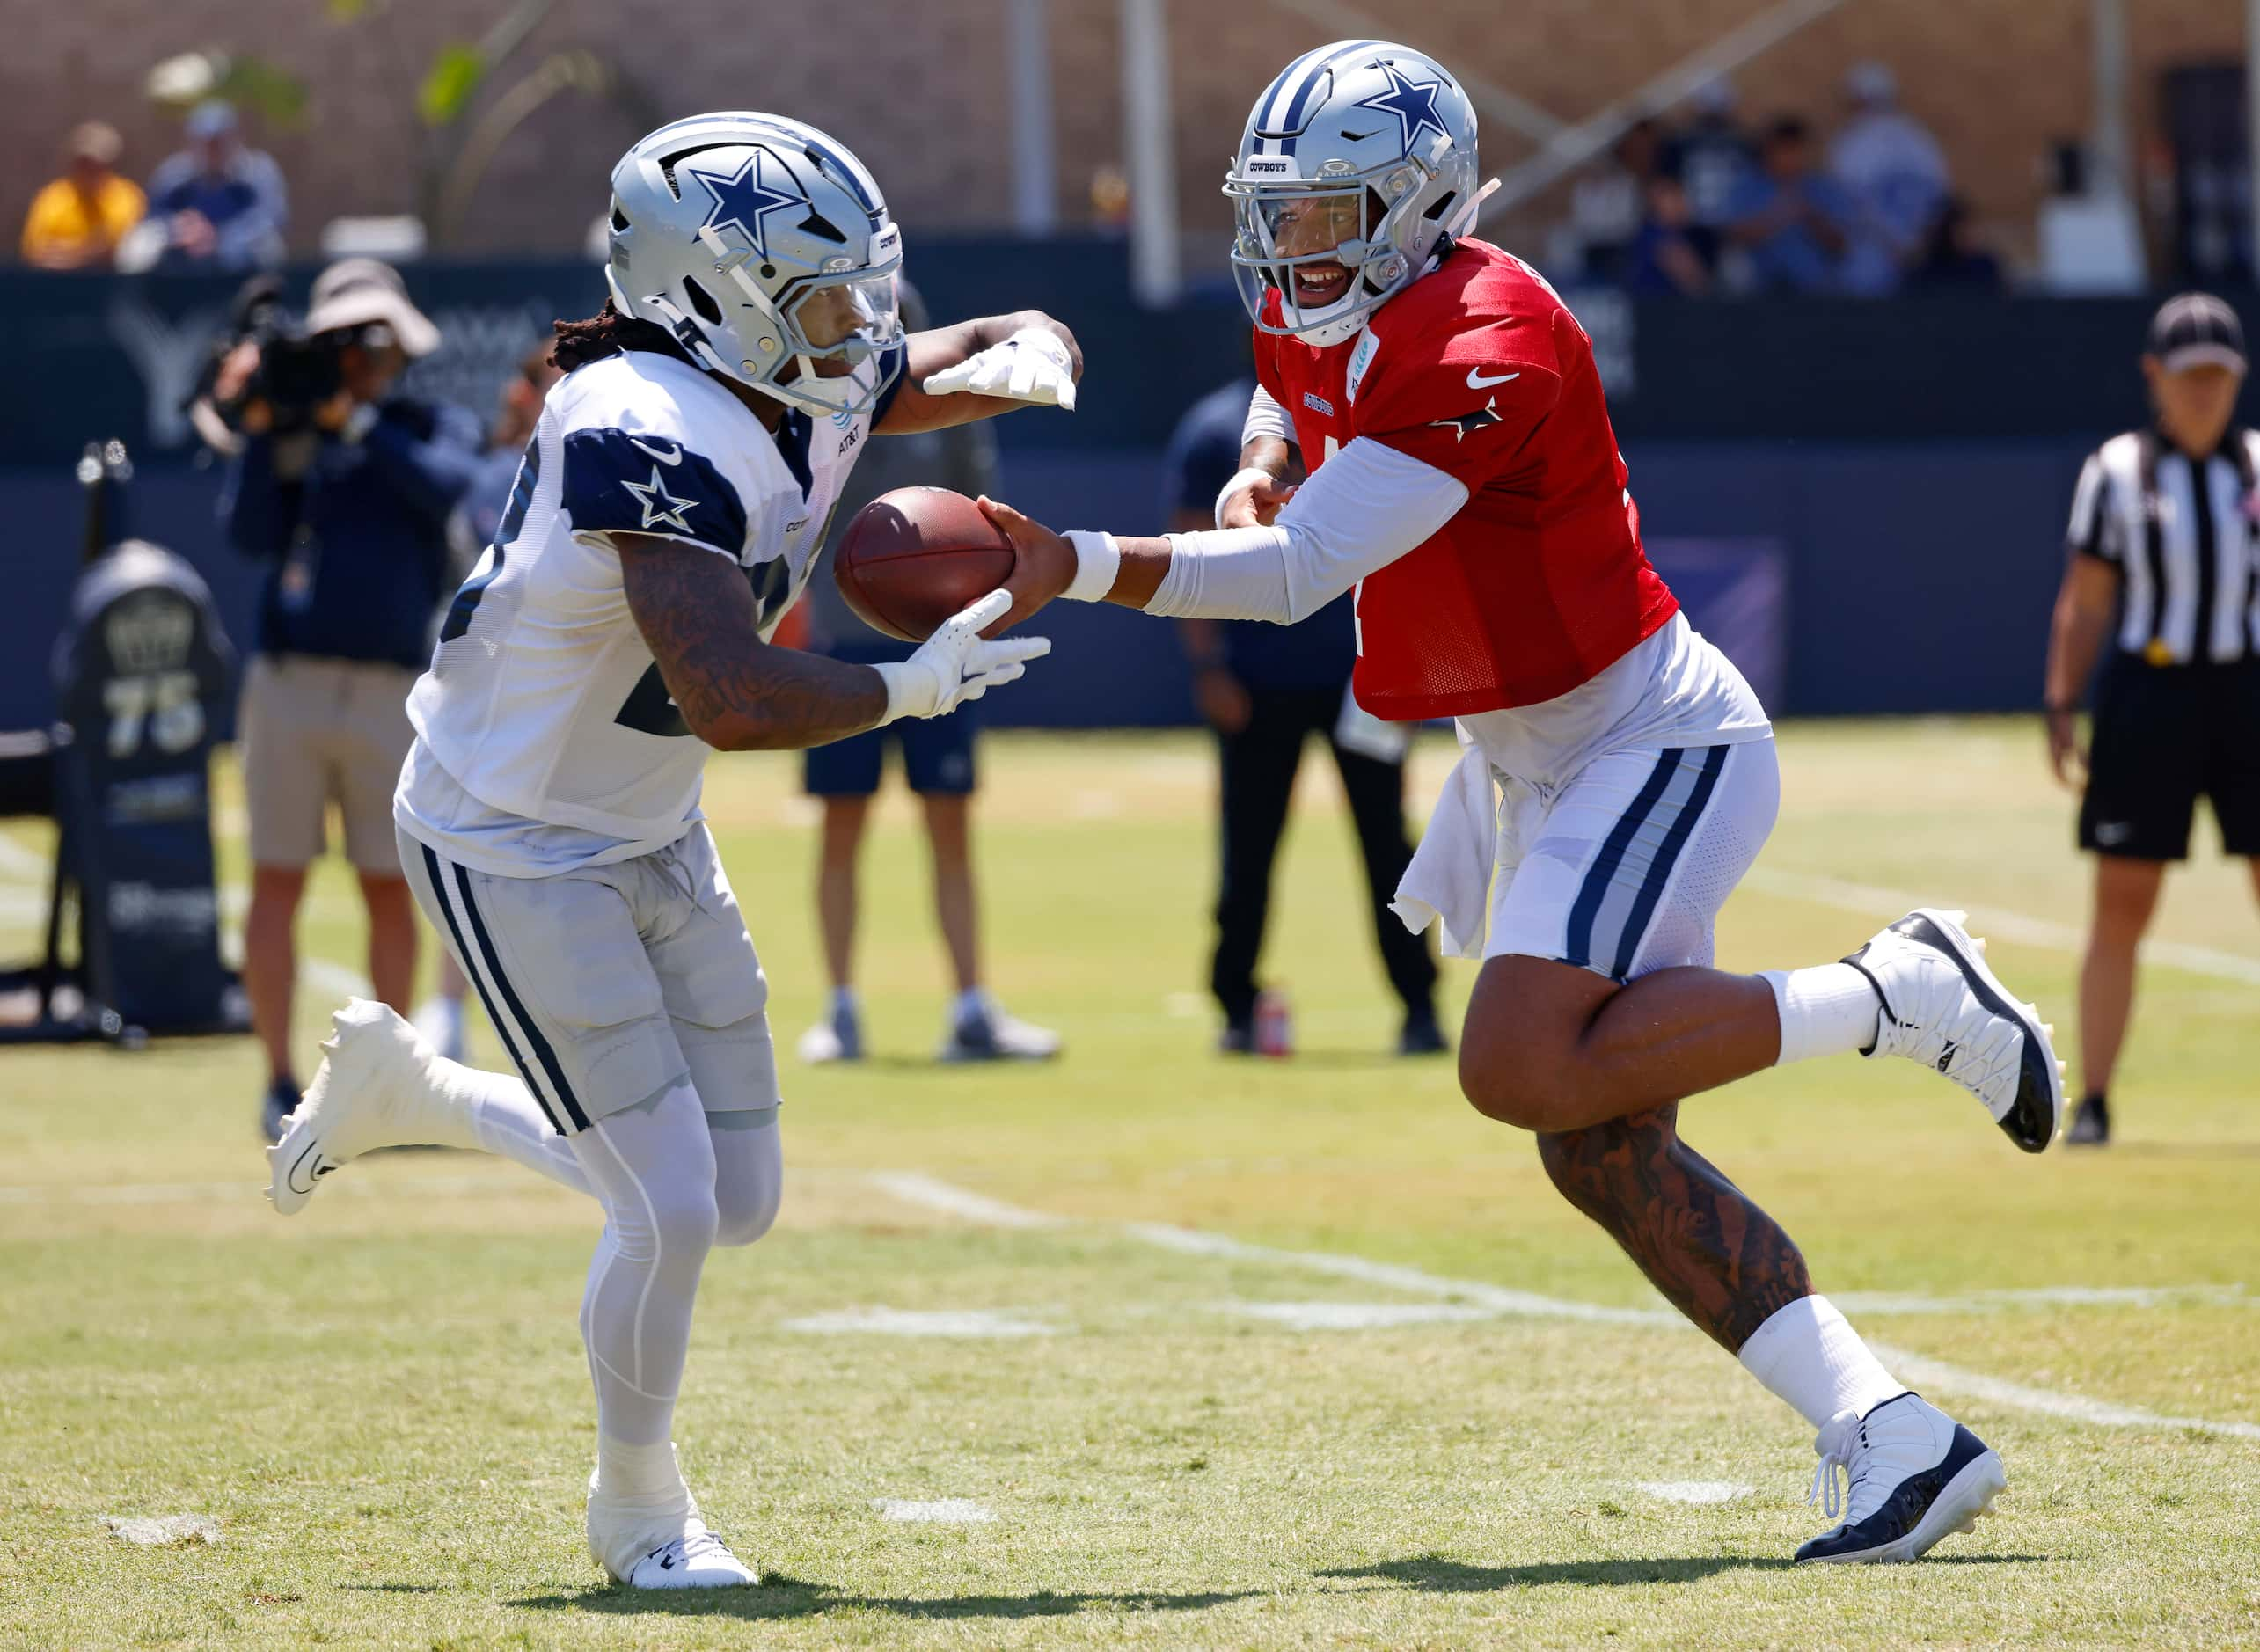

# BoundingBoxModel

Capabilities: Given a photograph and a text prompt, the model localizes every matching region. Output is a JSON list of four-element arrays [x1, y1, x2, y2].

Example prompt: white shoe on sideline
[[265, 999, 464, 1215], [587, 1463, 756, 1589], [1841, 908, 2065, 1152], [1796, 1392, 2005, 1563], [939, 1000, 1061, 1063]]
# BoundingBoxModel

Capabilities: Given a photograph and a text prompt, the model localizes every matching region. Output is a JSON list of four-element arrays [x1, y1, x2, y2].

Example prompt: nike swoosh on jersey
[[629, 436, 684, 465], [1466, 368, 1521, 390]]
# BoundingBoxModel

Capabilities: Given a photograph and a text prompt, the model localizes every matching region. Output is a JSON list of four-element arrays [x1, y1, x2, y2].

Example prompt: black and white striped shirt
[[2067, 427, 2260, 665]]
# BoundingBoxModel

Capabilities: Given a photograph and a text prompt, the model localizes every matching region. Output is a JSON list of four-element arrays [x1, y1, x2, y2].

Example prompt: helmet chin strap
[[1439, 177, 1502, 243]]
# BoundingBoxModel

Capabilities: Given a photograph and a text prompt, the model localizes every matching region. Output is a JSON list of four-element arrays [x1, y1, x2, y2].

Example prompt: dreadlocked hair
[[549, 297, 698, 374]]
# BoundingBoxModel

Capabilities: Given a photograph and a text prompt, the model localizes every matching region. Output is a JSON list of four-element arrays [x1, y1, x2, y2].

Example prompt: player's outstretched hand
[[879, 590, 1051, 722], [921, 327, 1079, 411], [976, 495, 1079, 637], [1219, 472, 1298, 529]]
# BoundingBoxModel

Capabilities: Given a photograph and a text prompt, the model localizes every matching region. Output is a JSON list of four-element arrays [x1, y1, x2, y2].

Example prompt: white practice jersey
[[397, 346, 900, 876]]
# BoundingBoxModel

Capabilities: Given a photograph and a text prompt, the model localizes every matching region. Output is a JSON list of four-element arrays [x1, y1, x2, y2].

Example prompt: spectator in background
[[409, 342, 565, 1063], [1622, 174, 1715, 296], [1828, 62, 1949, 296], [1664, 78, 1756, 232], [1161, 376, 1444, 1057], [214, 259, 483, 1137], [794, 283, 1060, 1066], [20, 122, 144, 270], [1908, 197, 2003, 291], [148, 100, 287, 271], [1724, 117, 1853, 293], [1570, 118, 1665, 285]]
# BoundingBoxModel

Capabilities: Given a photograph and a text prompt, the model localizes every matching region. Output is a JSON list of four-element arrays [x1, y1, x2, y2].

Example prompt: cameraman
[[213, 258, 483, 1139]]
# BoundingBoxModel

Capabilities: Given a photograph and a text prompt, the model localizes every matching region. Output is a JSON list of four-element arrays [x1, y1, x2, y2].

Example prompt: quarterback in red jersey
[[984, 41, 2063, 1564]]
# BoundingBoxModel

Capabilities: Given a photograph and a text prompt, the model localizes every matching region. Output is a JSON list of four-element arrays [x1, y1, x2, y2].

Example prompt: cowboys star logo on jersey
[[685, 151, 802, 258], [1431, 397, 1503, 442], [623, 465, 698, 532]]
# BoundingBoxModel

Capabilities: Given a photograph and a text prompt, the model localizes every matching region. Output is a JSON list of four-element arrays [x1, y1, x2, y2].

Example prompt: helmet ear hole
[[610, 202, 631, 231], [681, 274, 724, 326]]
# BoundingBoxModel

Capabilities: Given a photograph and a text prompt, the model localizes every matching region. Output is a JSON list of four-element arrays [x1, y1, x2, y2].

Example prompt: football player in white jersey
[[262, 113, 1080, 1590]]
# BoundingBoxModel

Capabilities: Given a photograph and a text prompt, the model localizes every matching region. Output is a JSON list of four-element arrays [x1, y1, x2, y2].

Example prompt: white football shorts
[[1485, 737, 1780, 982], [399, 820, 779, 1133]]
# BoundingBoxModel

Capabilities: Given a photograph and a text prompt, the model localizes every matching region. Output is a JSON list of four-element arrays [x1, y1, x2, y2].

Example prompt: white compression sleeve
[[573, 1081, 720, 1449], [1240, 382, 1294, 449], [1143, 436, 1469, 623]]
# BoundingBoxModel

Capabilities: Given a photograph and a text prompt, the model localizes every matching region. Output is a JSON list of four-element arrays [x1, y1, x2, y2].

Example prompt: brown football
[[833, 486, 1017, 642]]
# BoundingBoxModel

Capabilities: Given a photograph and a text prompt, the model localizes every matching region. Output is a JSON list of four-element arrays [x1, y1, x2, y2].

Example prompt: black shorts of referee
[[2080, 657, 2260, 859]]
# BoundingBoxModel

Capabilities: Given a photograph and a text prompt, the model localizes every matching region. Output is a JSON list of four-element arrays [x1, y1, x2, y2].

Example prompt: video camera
[[194, 274, 394, 439]]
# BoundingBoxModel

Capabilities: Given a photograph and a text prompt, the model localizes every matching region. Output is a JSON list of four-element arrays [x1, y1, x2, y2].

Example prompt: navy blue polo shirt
[[1159, 378, 1356, 693]]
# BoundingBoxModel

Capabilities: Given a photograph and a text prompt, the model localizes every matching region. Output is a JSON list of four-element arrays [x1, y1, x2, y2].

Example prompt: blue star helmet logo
[[1352, 62, 1452, 154], [685, 150, 802, 259]]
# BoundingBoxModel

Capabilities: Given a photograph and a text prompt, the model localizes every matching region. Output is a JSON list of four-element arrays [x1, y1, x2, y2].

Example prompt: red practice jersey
[[1254, 238, 1678, 720]]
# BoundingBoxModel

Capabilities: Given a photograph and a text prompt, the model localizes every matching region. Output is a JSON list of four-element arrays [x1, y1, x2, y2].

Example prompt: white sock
[[594, 1435, 685, 1502], [428, 1056, 592, 1196], [1737, 1295, 1906, 1428], [1760, 965, 1881, 1065]]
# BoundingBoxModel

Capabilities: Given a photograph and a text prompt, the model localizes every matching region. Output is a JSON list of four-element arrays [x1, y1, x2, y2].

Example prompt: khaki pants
[[239, 654, 418, 874], [397, 822, 779, 1134]]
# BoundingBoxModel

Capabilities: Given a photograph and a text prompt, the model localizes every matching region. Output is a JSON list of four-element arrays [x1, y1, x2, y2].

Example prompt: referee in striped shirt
[[2044, 291, 2260, 1144]]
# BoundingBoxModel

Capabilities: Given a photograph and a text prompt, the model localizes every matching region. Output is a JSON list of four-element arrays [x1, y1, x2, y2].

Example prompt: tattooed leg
[[1535, 1104, 1813, 1353], [1459, 954, 1783, 1137]]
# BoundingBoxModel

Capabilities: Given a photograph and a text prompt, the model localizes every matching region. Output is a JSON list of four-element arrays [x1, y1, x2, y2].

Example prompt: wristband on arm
[[1060, 530, 1121, 602]]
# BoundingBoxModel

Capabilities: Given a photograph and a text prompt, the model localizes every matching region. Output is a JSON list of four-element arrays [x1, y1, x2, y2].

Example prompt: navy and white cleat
[[1842, 907, 2065, 1151], [1796, 1392, 2006, 1564]]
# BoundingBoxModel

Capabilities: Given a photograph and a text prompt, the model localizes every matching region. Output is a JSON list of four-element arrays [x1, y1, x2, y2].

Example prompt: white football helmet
[[1225, 41, 1481, 347], [604, 112, 903, 418]]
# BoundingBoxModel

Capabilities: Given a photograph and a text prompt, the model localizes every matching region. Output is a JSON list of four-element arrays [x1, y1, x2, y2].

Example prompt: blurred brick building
[[3, 0, 2245, 265]]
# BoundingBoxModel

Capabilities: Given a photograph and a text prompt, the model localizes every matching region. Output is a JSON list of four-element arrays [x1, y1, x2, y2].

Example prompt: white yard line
[[871, 1173, 2260, 1442], [864, 1172, 1071, 1230], [1875, 1345, 2260, 1441], [1125, 1220, 1672, 1326], [1745, 866, 2260, 988]]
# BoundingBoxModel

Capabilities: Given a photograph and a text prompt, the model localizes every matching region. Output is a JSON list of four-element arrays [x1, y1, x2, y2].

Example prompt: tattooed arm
[[616, 535, 886, 751], [1536, 1106, 1814, 1353]]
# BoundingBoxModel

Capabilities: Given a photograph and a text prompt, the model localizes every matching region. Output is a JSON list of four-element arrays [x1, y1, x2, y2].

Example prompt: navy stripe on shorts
[[1562, 745, 1732, 982]]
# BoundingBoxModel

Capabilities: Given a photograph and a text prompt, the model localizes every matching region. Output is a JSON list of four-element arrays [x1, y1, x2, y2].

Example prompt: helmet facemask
[[705, 223, 904, 419], [1228, 158, 1431, 347]]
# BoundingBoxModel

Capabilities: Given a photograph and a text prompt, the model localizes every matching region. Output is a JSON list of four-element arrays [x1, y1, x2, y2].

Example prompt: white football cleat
[[618, 1525, 757, 1590], [587, 1460, 756, 1589], [1841, 908, 2065, 1152], [265, 999, 470, 1214], [1796, 1392, 2006, 1563]]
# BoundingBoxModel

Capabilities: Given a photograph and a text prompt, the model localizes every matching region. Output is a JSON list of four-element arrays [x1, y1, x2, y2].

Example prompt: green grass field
[[3, 720, 2256, 1649]]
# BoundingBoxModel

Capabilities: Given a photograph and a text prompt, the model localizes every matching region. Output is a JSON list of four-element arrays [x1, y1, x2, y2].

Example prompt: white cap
[[304, 258, 441, 357]]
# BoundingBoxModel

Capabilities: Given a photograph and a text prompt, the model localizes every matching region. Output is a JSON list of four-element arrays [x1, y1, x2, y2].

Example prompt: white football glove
[[920, 326, 1078, 411], [873, 590, 1051, 723]]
